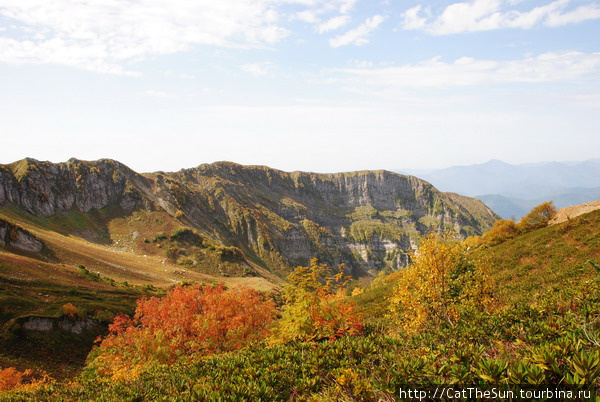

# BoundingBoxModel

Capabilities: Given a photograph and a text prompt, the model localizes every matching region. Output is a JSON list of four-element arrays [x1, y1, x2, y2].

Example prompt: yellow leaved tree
[[388, 232, 496, 334], [271, 258, 364, 344]]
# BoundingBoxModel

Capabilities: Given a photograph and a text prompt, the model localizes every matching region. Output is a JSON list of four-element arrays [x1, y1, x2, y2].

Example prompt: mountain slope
[[0, 158, 498, 278], [472, 208, 600, 304]]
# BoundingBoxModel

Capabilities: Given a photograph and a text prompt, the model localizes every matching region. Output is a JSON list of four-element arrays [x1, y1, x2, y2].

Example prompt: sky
[[1, 0, 599, 173]]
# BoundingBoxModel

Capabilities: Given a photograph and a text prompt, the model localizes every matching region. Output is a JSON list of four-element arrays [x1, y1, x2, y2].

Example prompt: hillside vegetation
[[2, 205, 599, 399]]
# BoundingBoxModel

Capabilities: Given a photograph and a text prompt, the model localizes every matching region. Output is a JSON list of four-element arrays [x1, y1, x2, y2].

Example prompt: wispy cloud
[[241, 61, 277, 77], [292, 0, 358, 34], [317, 15, 351, 34], [329, 15, 385, 48], [400, 0, 600, 35], [326, 52, 600, 95]]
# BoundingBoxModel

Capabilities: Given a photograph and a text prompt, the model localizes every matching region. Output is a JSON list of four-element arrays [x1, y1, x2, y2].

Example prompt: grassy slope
[[473, 209, 600, 305], [0, 206, 278, 290], [0, 251, 146, 378]]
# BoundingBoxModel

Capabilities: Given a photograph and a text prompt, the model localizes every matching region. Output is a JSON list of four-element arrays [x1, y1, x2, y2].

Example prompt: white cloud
[[294, 10, 320, 23], [329, 15, 384, 48], [241, 61, 277, 77], [400, 0, 600, 34], [290, 0, 358, 34], [0, 0, 366, 74], [0, 0, 291, 75], [338, 0, 358, 14], [328, 52, 600, 92], [400, 5, 428, 30], [317, 15, 351, 33], [545, 3, 600, 26]]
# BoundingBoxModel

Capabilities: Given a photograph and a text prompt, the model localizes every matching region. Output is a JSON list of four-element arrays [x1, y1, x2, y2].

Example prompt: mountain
[[475, 194, 532, 220], [0, 158, 498, 279], [400, 158, 600, 219]]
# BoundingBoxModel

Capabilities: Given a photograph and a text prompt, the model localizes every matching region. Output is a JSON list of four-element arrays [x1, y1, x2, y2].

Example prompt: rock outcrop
[[0, 218, 44, 253], [0, 158, 153, 217], [20, 316, 100, 335], [0, 158, 500, 276]]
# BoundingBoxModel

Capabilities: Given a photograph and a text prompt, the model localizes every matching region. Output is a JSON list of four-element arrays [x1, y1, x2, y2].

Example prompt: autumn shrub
[[481, 219, 519, 245], [87, 284, 276, 381], [517, 201, 557, 232], [0, 367, 49, 392], [61, 303, 78, 318], [271, 259, 364, 343], [389, 232, 496, 334]]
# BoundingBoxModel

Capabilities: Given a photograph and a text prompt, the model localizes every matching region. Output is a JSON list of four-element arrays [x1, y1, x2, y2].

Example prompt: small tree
[[389, 233, 495, 334], [62, 303, 78, 318], [518, 201, 557, 232], [271, 259, 364, 343]]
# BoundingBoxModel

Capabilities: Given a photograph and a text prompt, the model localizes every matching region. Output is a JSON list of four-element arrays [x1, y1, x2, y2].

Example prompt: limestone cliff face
[[0, 159, 499, 276], [0, 158, 152, 217]]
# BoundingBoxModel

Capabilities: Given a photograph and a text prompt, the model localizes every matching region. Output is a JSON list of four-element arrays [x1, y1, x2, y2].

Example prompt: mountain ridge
[[0, 157, 499, 278]]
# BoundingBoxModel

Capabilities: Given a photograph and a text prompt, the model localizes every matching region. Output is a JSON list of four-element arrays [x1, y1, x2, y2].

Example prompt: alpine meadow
[[1, 0, 599, 400]]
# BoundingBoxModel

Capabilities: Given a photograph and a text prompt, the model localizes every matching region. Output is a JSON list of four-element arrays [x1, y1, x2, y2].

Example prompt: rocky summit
[[0, 158, 499, 278]]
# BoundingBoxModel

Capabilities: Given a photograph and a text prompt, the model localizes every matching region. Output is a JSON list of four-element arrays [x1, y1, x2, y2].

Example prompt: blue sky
[[1, 0, 599, 173]]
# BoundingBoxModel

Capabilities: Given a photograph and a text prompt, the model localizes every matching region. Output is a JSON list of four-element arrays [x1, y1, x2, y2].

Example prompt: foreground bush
[[271, 259, 364, 343], [20, 281, 600, 400], [87, 284, 276, 381], [389, 232, 496, 334]]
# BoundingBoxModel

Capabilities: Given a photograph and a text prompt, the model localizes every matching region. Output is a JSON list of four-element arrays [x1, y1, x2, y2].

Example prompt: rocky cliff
[[0, 218, 44, 253], [0, 158, 499, 277]]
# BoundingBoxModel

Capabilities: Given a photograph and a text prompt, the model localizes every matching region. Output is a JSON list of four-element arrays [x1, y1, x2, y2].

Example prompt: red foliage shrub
[[90, 284, 276, 380]]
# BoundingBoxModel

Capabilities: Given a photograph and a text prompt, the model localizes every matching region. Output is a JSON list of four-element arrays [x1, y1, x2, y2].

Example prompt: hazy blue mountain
[[399, 159, 600, 220], [475, 194, 531, 220]]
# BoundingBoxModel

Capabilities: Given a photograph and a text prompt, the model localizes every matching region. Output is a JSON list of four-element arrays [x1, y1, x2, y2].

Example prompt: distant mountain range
[[399, 158, 600, 220]]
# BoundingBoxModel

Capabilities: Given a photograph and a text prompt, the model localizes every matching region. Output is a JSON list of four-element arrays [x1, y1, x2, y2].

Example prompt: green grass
[[473, 209, 600, 304], [347, 220, 405, 242], [0, 204, 127, 244]]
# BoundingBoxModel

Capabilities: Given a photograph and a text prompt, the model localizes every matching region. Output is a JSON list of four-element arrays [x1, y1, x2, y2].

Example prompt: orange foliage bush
[[89, 284, 276, 381], [62, 303, 78, 318], [0, 367, 49, 392], [0, 367, 28, 391]]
